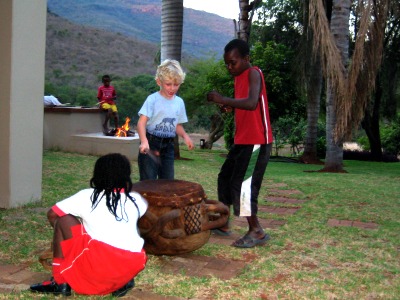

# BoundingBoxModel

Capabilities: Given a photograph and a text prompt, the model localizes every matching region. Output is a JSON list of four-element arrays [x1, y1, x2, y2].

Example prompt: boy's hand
[[139, 140, 150, 154], [219, 104, 232, 113], [185, 136, 195, 150], [207, 91, 223, 104]]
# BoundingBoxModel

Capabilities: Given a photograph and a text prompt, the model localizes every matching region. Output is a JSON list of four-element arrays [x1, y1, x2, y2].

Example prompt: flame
[[115, 117, 131, 137]]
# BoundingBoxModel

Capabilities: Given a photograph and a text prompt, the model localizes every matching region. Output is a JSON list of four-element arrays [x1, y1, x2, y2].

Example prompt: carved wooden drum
[[131, 179, 229, 256]]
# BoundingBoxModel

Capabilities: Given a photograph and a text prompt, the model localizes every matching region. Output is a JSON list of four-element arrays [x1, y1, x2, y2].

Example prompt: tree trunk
[[320, 0, 351, 173], [161, 0, 183, 62], [205, 113, 225, 149], [238, 0, 251, 41], [361, 75, 383, 161], [300, 0, 324, 164], [323, 79, 345, 172], [301, 58, 323, 164], [161, 0, 184, 159]]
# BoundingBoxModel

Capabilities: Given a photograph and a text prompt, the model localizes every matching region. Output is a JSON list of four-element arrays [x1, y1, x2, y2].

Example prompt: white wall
[[0, 0, 47, 208]]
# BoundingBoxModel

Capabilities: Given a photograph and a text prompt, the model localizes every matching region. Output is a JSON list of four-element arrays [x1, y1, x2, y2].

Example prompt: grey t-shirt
[[138, 92, 188, 138]]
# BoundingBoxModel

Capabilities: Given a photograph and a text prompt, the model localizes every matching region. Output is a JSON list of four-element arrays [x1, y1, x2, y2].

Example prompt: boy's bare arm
[[207, 68, 261, 110], [176, 124, 194, 150], [137, 115, 150, 153]]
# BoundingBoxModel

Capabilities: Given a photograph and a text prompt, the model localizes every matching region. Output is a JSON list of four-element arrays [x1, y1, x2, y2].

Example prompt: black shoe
[[112, 278, 135, 297], [30, 279, 71, 296]]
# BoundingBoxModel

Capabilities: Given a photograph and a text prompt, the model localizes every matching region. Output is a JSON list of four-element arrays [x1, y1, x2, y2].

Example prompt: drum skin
[[132, 179, 229, 256]]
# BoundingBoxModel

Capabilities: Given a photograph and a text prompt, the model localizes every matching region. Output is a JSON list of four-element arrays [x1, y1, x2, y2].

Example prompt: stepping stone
[[268, 183, 288, 188], [327, 219, 378, 229], [158, 254, 247, 280], [208, 231, 241, 246], [259, 206, 301, 215], [231, 216, 286, 229], [266, 196, 306, 204], [268, 189, 303, 196]]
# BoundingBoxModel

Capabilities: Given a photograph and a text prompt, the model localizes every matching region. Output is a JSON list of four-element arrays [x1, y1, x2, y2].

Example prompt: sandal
[[232, 233, 270, 248]]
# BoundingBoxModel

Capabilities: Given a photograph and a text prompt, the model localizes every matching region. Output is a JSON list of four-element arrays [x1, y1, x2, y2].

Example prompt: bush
[[223, 113, 234, 150], [272, 116, 306, 156], [381, 116, 400, 156], [356, 135, 370, 151]]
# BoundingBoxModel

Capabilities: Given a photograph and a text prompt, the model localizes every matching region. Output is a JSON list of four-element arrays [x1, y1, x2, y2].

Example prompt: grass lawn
[[0, 149, 399, 299]]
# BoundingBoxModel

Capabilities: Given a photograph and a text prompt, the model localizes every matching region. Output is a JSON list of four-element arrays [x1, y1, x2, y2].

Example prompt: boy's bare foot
[[102, 124, 109, 134]]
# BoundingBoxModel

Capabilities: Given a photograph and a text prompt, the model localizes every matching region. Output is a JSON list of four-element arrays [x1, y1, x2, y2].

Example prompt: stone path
[[327, 219, 379, 229], [0, 181, 378, 298]]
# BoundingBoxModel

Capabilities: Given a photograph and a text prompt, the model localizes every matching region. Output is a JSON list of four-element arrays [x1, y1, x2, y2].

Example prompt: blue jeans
[[138, 134, 175, 180]]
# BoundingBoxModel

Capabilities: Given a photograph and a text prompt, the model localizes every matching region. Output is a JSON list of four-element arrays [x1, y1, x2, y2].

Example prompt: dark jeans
[[138, 134, 175, 180]]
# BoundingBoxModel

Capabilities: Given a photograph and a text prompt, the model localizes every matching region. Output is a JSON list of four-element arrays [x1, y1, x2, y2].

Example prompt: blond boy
[[137, 59, 194, 180]]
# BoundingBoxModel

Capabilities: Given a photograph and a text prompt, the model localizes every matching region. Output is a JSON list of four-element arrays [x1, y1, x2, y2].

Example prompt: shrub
[[272, 116, 306, 156], [223, 112, 234, 150], [381, 116, 400, 156], [356, 135, 370, 151]]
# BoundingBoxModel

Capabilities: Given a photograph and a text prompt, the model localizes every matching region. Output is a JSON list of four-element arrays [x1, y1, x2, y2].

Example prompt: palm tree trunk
[[324, 79, 344, 171], [161, 0, 184, 159], [161, 0, 183, 62], [321, 0, 351, 172], [300, 0, 324, 164], [301, 56, 323, 164]]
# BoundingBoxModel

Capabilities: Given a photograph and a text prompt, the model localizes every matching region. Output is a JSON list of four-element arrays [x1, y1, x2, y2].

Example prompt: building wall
[[0, 0, 47, 208]]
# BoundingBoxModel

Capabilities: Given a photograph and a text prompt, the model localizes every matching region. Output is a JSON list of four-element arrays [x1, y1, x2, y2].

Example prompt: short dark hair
[[102, 74, 111, 82], [224, 39, 250, 57]]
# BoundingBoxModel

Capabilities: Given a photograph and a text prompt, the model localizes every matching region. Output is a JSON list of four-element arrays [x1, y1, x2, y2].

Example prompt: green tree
[[251, 41, 304, 123], [112, 75, 157, 125], [180, 58, 233, 149]]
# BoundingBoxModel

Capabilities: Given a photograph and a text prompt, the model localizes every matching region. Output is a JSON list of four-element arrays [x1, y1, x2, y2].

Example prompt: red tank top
[[234, 67, 273, 145]]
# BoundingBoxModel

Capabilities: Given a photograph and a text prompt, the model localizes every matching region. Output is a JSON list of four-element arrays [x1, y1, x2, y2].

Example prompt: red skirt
[[59, 224, 147, 295]]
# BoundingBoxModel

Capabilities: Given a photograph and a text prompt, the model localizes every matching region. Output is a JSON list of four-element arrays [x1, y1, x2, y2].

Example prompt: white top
[[54, 188, 148, 252], [138, 92, 188, 138]]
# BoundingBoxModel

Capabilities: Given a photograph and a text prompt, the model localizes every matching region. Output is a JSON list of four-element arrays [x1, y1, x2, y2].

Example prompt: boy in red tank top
[[207, 39, 273, 248], [97, 74, 119, 134]]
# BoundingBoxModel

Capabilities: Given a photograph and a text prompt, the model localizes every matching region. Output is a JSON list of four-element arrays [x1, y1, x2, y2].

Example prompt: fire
[[115, 117, 131, 137]]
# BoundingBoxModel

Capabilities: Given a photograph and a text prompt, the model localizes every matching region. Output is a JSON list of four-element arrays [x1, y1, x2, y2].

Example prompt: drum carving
[[132, 179, 229, 255]]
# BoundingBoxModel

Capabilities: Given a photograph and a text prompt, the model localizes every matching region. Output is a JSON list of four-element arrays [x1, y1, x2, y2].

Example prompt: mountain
[[45, 12, 159, 89], [46, 0, 236, 58]]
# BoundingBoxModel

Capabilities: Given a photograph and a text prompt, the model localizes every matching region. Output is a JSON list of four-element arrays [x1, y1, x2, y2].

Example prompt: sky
[[183, 0, 240, 20]]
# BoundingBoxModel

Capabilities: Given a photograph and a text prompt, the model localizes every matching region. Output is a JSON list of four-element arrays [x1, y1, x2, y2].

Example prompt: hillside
[[46, 12, 159, 89], [46, 0, 235, 58]]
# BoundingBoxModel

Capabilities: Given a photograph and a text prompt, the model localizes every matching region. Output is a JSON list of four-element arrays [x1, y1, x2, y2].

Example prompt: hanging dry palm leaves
[[309, 0, 389, 141]]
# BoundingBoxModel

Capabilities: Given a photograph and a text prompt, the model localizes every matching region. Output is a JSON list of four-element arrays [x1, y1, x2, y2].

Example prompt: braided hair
[[90, 153, 138, 221]]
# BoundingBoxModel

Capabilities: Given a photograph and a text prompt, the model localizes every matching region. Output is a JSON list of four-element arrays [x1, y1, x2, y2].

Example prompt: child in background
[[137, 59, 194, 180], [207, 39, 273, 248], [97, 74, 119, 133], [30, 153, 148, 297]]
